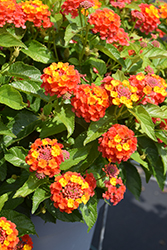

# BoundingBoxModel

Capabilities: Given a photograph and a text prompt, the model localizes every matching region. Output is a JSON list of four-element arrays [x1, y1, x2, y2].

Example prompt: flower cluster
[[25, 138, 67, 178], [159, 3, 167, 18], [110, 0, 133, 9], [103, 176, 126, 205], [20, 0, 53, 28], [41, 62, 81, 97], [16, 235, 33, 250], [98, 124, 137, 163], [0, 217, 19, 250], [88, 8, 129, 45], [129, 73, 167, 105], [71, 83, 109, 122], [0, 0, 26, 29], [102, 76, 139, 109], [61, 0, 101, 19], [50, 171, 95, 213], [131, 3, 160, 34]]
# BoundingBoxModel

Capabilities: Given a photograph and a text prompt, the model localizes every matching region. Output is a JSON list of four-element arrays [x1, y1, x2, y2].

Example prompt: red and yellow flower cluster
[[129, 73, 167, 105], [41, 62, 81, 97], [0, 217, 19, 250], [102, 164, 126, 205], [16, 235, 33, 250], [50, 171, 96, 213], [102, 76, 139, 109], [20, 0, 53, 28], [61, 0, 101, 19], [88, 8, 129, 45], [131, 3, 160, 34], [0, 0, 52, 29], [71, 84, 109, 122], [98, 124, 137, 163], [25, 138, 67, 178]]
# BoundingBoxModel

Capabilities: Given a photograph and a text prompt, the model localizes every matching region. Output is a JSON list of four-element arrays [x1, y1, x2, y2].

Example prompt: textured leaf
[[21, 40, 54, 64], [130, 106, 157, 141], [0, 120, 16, 137], [96, 44, 125, 67], [0, 32, 26, 48], [79, 195, 97, 232], [156, 144, 167, 175], [13, 174, 46, 198], [0, 210, 36, 236], [143, 104, 167, 119], [8, 61, 42, 83], [0, 85, 25, 110], [64, 23, 83, 46], [0, 193, 8, 211], [5, 146, 29, 170], [87, 57, 107, 75], [130, 151, 149, 170], [112, 70, 127, 81], [32, 187, 51, 214], [40, 116, 66, 138], [144, 47, 167, 59], [123, 162, 142, 200]]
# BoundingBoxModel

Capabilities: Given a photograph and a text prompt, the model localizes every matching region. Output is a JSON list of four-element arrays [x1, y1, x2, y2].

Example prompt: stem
[[79, 23, 90, 64]]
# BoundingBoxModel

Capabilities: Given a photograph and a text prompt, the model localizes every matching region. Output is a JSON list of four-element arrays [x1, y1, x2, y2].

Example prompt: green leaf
[[156, 144, 167, 175], [4, 146, 29, 170], [60, 144, 92, 170], [0, 159, 7, 181], [64, 23, 83, 46], [45, 199, 83, 222], [84, 108, 115, 145], [7, 61, 42, 83], [130, 106, 157, 141], [0, 120, 16, 137], [13, 173, 46, 198], [0, 210, 36, 236], [112, 69, 127, 81], [125, 2, 141, 10], [96, 44, 125, 68], [40, 116, 66, 138], [0, 193, 8, 211], [144, 47, 167, 59], [55, 104, 75, 138], [21, 40, 54, 64], [123, 162, 142, 200], [0, 85, 25, 110], [51, 13, 63, 30], [79, 195, 97, 232], [130, 151, 149, 170], [143, 104, 167, 119], [138, 137, 166, 190], [32, 187, 51, 214], [0, 32, 26, 48], [87, 57, 107, 75]]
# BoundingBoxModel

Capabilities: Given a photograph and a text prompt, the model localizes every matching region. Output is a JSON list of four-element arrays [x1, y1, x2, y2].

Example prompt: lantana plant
[[0, 0, 167, 246]]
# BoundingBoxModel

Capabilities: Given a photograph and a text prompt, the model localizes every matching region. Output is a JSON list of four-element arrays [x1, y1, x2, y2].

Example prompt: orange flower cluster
[[98, 124, 137, 163], [71, 83, 109, 122], [25, 138, 66, 178], [50, 171, 95, 213], [61, 0, 101, 19], [110, 0, 133, 9], [159, 3, 167, 18], [16, 235, 33, 250], [0, 0, 26, 29], [102, 76, 139, 109], [129, 73, 167, 105], [41, 62, 81, 97], [103, 176, 126, 205], [131, 3, 160, 34], [0, 217, 19, 250], [88, 8, 129, 45], [20, 0, 53, 28]]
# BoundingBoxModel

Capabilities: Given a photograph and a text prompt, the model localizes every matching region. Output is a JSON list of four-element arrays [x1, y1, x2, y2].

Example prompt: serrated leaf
[[21, 40, 54, 64], [87, 57, 107, 75], [96, 44, 125, 68], [5, 146, 29, 170], [13, 173, 46, 198], [144, 47, 167, 59], [0, 210, 36, 236], [0, 85, 25, 110], [112, 69, 127, 81], [32, 187, 51, 214], [60, 144, 92, 170], [0, 193, 8, 211], [79, 195, 97, 232], [0, 32, 26, 48], [143, 104, 167, 119], [123, 162, 142, 200], [55, 104, 75, 138], [64, 23, 83, 46], [8, 61, 42, 83], [130, 106, 157, 141], [130, 151, 149, 170]]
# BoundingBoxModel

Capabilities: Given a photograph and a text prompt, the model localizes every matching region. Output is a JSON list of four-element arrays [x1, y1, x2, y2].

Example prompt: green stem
[[79, 23, 90, 64]]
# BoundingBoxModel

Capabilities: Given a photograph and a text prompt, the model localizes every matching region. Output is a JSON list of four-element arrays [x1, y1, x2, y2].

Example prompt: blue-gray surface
[[90, 177, 167, 250]]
